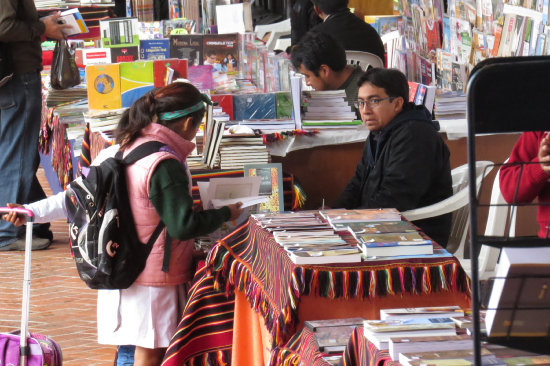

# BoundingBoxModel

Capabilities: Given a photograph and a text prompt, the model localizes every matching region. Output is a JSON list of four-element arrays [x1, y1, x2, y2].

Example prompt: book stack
[[218, 135, 269, 170], [253, 211, 362, 265], [320, 209, 435, 258], [304, 318, 364, 358], [301, 90, 362, 129], [84, 109, 125, 135], [363, 317, 457, 351], [433, 90, 467, 121]]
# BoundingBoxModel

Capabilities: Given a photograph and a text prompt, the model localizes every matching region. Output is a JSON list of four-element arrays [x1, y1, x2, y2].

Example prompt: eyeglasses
[[354, 97, 395, 109]]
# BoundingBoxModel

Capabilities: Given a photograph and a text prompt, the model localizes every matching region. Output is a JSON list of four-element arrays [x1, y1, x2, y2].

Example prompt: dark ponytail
[[115, 82, 205, 149]]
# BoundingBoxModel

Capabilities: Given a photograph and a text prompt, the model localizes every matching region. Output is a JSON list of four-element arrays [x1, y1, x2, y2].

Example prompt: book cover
[[119, 61, 154, 108], [364, 318, 455, 333], [414, 84, 428, 105], [275, 92, 293, 119], [381, 306, 464, 320], [58, 8, 89, 37], [320, 208, 402, 223], [169, 34, 203, 66], [187, 65, 213, 90], [100, 18, 140, 48], [211, 94, 234, 120], [332, 220, 417, 234], [75, 48, 111, 68], [485, 247, 550, 337], [202, 33, 239, 74], [408, 81, 419, 102], [244, 163, 284, 213], [137, 21, 163, 40], [304, 318, 364, 331], [140, 39, 170, 60], [399, 349, 501, 366], [110, 46, 139, 63], [162, 18, 196, 38], [153, 59, 188, 87], [288, 248, 362, 265], [233, 93, 277, 121], [389, 334, 473, 362], [86, 63, 122, 110]]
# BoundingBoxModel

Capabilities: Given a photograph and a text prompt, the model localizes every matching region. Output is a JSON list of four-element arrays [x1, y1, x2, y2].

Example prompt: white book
[[380, 306, 464, 320]]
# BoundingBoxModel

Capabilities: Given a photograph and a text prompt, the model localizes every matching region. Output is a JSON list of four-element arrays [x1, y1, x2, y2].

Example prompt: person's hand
[[1, 203, 26, 227], [538, 132, 550, 175], [227, 202, 244, 221], [41, 12, 71, 40]]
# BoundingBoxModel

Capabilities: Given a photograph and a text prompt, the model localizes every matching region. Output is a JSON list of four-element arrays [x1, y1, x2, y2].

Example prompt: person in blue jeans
[[0, 0, 68, 250]]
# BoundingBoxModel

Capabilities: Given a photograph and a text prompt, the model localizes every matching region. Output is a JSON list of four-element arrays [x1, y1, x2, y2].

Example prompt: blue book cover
[[233, 93, 277, 121], [140, 39, 170, 60]]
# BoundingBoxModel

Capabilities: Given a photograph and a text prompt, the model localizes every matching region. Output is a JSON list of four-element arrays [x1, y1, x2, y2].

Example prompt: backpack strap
[[120, 140, 173, 273], [120, 141, 166, 165]]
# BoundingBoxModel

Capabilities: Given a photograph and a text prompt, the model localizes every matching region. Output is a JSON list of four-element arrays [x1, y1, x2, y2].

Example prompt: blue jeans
[[116, 345, 135, 366], [0, 72, 42, 247]]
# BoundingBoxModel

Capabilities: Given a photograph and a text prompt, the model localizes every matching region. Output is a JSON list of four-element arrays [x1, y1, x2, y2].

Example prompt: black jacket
[[334, 104, 453, 246], [310, 9, 385, 62]]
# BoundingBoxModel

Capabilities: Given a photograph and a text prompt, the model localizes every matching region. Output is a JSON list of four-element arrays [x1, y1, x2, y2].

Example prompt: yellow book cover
[[86, 63, 121, 110], [120, 61, 154, 108]]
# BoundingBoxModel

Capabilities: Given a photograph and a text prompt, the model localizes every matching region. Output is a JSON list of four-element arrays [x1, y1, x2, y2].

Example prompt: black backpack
[[65, 141, 171, 289]]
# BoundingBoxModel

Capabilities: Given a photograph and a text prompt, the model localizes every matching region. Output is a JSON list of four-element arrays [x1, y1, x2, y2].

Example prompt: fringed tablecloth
[[209, 219, 470, 348], [342, 326, 400, 366]]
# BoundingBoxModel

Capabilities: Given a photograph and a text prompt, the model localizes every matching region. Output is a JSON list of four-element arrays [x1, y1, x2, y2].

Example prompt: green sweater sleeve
[[149, 159, 231, 240]]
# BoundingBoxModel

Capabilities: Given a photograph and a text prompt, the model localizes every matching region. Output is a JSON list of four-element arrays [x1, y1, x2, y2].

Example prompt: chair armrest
[[401, 188, 469, 221]]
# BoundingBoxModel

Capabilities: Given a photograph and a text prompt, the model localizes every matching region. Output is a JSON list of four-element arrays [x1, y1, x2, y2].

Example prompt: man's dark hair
[[357, 68, 409, 102], [290, 32, 347, 75], [312, 0, 349, 14]]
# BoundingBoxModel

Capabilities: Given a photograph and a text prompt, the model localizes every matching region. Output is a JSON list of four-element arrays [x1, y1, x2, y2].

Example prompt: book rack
[[467, 56, 550, 363]]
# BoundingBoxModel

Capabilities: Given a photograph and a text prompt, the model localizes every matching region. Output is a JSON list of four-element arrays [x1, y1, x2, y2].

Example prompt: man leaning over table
[[0, 0, 68, 251], [290, 31, 363, 105], [333, 68, 453, 247]]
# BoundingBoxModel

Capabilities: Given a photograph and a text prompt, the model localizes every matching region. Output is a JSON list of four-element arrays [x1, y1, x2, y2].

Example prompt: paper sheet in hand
[[198, 176, 261, 209], [211, 195, 268, 208]]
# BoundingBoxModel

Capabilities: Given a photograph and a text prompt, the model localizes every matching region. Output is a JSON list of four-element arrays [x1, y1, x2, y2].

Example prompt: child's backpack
[[65, 141, 170, 289]]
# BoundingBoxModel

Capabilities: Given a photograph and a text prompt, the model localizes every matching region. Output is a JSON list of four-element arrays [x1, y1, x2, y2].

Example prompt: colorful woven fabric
[[208, 218, 471, 348], [269, 327, 333, 366], [162, 266, 234, 366], [78, 123, 91, 174], [342, 326, 400, 366]]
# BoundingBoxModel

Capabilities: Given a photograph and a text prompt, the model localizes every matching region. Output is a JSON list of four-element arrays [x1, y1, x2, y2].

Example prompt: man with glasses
[[334, 68, 453, 247]]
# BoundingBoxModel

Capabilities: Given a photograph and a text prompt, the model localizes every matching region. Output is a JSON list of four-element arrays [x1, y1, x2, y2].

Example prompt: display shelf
[[467, 56, 550, 364]]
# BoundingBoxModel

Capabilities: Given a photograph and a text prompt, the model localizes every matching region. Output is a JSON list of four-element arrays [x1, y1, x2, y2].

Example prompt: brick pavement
[[0, 169, 117, 365]]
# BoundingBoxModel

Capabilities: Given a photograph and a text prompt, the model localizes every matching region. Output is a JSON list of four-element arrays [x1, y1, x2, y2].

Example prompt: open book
[[197, 176, 267, 210]]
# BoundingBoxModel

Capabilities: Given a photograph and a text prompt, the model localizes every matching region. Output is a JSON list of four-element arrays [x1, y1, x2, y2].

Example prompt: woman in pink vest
[[98, 82, 243, 365]]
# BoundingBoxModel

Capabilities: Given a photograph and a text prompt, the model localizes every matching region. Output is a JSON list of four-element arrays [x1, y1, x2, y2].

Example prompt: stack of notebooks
[[253, 211, 362, 265], [320, 208, 437, 259], [218, 134, 269, 170], [301, 90, 362, 129], [84, 108, 125, 134]]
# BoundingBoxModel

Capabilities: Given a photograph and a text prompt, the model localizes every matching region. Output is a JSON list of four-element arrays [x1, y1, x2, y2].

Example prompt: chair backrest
[[401, 161, 494, 257], [450, 161, 494, 259], [254, 19, 291, 51], [345, 50, 384, 70]]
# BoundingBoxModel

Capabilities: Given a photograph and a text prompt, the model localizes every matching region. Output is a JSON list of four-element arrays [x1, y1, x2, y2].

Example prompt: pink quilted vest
[[123, 123, 196, 286]]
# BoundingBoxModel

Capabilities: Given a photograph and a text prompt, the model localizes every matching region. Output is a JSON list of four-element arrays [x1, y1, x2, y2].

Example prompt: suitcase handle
[[0, 207, 34, 222]]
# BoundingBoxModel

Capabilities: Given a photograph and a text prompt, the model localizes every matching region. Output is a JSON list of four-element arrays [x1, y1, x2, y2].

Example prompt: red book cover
[[211, 94, 234, 120], [408, 81, 419, 102], [153, 58, 188, 87]]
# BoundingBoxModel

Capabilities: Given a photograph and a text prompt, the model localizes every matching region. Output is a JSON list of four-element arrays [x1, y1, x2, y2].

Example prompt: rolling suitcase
[[0, 207, 63, 365]]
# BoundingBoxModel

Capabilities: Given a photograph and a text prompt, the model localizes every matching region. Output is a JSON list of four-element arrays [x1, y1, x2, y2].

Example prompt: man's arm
[[500, 131, 550, 204], [0, 0, 67, 42]]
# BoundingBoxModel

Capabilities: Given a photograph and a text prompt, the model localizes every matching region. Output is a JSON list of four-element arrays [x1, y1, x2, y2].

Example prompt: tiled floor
[[0, 169, 117, 365]]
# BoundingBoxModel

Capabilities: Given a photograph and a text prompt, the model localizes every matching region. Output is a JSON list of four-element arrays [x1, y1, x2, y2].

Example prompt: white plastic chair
[[402, 161, 494, 271], [465, 164, 516, 280], [254, 18, 291, 51], [345, 50, 384, 70]]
